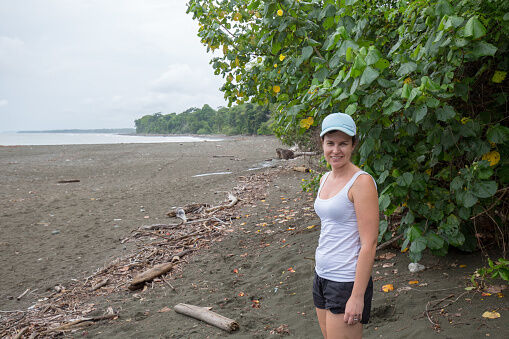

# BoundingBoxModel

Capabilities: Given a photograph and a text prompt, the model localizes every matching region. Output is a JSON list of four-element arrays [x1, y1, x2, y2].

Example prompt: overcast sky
[[0, 0, 226, 131]]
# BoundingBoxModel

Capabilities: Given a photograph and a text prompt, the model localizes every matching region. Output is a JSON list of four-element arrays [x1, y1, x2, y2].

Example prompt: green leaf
[[450, 176, 464, 191], [436, 104, 456, 121], [487, 124, 509, 144], [471, 41, 497, 58], [397, 62, 417, 77], [472, 181, 497, 198], [463, 191, 478, 208], [345, 103, 358, 116], [396, 172, 413, 186], [448, 231, 465, 247], [374, 58, 390, 70], [426, 232, 445, 250], [362, 90, 384, 108], [464, 17, 487, 39], [302, 46, 314, 60], [412, 104, 427, 123], [378, 220, 388, 242], [365, 48, 381, 65], [408, 225, 422, 241], [346, 47, 354, 63], [401, 83, 411, 99], [359, 66, 379, 86], [410, 236, 427, 253], [383, 100, 403, 115], [379, 194, 390, 211]]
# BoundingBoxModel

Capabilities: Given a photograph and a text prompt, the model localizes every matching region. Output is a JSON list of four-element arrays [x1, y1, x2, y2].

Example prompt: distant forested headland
[[135, 104, 272, 135]]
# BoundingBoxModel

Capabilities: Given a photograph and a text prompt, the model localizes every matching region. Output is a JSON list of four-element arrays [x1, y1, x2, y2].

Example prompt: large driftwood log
[[128, 262, 174, 290], [276, 148, 318, 159], [174, 303, 239, 332]]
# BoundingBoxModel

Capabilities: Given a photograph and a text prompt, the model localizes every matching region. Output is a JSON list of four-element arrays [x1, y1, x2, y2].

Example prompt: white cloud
[[0, 0, 226, 131], [0, 99, 8, 107]]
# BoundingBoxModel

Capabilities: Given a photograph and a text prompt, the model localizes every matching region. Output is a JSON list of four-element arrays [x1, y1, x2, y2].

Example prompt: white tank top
[[314, 170, 375, 282]]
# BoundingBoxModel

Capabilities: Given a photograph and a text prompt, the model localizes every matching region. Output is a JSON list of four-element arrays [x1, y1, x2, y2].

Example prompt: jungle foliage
[[135, 104, 272, 135], [188, 0, 509, 263]]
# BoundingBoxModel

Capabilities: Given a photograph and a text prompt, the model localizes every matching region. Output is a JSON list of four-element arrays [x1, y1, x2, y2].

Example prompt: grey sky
[[0, 0, 226, 131]]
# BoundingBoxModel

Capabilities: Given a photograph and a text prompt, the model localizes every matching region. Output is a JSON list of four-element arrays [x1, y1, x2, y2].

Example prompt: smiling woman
[[313, 112, 379, 339]]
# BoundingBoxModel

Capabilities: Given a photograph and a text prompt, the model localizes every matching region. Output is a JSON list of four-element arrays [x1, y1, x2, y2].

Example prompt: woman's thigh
[[325, 310, 362, 339]]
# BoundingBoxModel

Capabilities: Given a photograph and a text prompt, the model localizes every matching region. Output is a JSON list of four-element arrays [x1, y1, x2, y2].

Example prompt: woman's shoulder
[[353, 171, 377, 190]]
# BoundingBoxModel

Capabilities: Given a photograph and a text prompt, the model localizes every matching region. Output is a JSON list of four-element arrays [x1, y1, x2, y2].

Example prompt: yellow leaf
[[482, 311, 500, 319], [382, 284, 394, 292], [461, 117, 471, 124], [401, 247, 409, 253], [307, 225, 317, 229], [482, 151, 500, 166], [492, 70, 507, 83], [409, 280, 419, 285], [459, 264, 467, 268], [404, 77, 412, 84], [273, 85, 281, 94]]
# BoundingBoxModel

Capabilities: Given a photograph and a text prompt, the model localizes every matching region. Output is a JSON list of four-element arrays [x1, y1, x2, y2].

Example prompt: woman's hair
[[321, 130, 356, 145]]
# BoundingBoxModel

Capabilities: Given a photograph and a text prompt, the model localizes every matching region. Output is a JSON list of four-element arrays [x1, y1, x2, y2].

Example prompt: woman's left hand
[[344, 295, 364, 325]]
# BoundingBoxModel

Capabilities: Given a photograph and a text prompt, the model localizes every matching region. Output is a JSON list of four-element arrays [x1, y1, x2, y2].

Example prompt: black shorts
[[313, 272, 373, 324]]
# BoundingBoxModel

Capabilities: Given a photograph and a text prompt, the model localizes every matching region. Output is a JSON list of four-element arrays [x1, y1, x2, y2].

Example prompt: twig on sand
[[376, 234, 404, 251], [16, 288, 31, 301]]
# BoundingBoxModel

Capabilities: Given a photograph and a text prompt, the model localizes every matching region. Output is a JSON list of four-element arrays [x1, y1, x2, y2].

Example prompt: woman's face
[[322, 130, 355, 169]]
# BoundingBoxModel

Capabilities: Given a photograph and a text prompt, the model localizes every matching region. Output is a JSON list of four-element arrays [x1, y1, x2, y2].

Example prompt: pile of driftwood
[[0, 172, 273, 338]]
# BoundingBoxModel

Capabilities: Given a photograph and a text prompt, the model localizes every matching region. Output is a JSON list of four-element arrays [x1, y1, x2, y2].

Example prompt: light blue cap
[[320, 112, 356, 137]]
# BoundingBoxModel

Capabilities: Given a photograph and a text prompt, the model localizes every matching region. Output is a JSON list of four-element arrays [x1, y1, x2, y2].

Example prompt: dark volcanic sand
[[1, 136, 507, 338]]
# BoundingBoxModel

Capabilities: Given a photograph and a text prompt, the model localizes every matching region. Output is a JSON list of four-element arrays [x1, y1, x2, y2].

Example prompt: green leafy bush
[[188, 0, 509, 261]]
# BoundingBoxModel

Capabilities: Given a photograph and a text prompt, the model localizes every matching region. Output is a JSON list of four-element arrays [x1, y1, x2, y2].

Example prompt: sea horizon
[[0, 131, 222, 146]]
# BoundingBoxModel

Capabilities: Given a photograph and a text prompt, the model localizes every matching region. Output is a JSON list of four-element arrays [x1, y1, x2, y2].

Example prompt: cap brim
[[320, 127, 355, 137]]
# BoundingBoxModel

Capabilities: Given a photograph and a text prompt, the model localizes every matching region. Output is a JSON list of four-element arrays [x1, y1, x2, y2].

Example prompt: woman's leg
[[325, 310, 362, 339], [316, 308, 328, 338]]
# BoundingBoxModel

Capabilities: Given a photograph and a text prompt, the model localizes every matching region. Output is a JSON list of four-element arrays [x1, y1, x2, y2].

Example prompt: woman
[[313, 113, 379, 339]]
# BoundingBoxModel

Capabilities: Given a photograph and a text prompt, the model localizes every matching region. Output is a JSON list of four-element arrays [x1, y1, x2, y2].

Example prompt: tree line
[[134, 104, 273, 136]]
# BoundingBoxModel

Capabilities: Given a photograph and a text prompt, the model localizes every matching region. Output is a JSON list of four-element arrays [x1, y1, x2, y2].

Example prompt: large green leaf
[[359, 66, 379, 86], [426, 232, 445, 250], [464, 17, 487, 39], [410, 237, 427, 253], [487, 124, 509, 143], [436, 104, 456, 121], [383, 100, 403, 115], [471, 41, 497, 58], [397, 62, 417, 77], [472, 181, 497, 198]]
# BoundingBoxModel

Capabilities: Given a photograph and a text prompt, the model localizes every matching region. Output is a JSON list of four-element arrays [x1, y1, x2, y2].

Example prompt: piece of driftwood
[[129, 262, 174, 290], [57, 179, 80, 183], [166, 204, 205, 218], [276, 148, 318, 159], [376, 233, 404, 251], [17, 288, 30, 300], [90, 278, 109, 292], [205, 192, 238, 214], [292, 166, 310, 173], [276, 148, 295, 159], [13, 326, 29, 339], [46, 314, 116, 333], [174, 303, 239, 332]]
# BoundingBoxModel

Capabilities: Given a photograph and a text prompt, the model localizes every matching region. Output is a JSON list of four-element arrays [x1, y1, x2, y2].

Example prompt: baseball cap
[[320, 112, 356, 137]]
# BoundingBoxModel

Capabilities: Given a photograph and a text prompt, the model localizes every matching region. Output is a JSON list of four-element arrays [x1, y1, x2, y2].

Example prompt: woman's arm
[[344, 174, 379, 324]]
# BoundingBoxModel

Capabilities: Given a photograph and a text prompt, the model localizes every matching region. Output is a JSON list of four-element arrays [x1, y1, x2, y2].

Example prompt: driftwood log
[[128, 262, 174, 290], [174, 303, 239, 332], [276, 148, 318, 160]]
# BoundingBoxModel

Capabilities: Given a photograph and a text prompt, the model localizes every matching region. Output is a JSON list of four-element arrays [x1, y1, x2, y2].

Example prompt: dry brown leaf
[[382, 284, 394, 292], [382, 262, 395, 268], [482, 311, 500, 319], [157, 307, 172, 313], [378, 252, 396, 260], [485, 285, 505, 294]]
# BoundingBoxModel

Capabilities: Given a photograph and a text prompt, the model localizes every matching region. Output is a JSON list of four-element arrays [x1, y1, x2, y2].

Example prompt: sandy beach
[[1, 136, 507, 338]]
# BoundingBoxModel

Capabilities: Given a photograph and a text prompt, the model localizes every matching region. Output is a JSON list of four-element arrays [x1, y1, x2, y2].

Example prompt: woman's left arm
[[344, 174, 379, 325]]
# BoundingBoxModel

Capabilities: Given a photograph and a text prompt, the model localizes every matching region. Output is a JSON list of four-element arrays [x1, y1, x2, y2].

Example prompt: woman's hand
[[344, 295, 364, 325]]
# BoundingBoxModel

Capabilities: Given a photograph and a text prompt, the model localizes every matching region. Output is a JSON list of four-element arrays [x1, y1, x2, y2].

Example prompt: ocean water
[[0, 132, 222, 146]]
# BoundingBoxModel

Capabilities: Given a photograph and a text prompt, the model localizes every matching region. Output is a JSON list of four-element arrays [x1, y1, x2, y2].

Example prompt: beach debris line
[[57, 179, 80, 183], [276, 148, 318, 160], [174, 303, 239, 332], [0, 172, 273, 338]]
